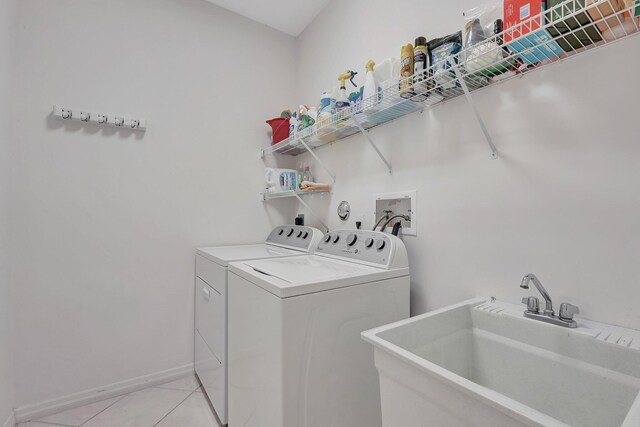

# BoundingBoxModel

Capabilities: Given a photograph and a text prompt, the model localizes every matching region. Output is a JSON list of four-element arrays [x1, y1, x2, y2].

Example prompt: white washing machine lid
[[196, 244, 302, 267], [229, 255, 409, 298]]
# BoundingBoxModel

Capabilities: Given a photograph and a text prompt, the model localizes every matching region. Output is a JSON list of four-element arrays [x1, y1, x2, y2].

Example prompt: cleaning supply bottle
[[336, 70, 358, 113], [318, 92, 333, 128], [412, 37, 429, 102], [302, 165, 313, 183], [289, 112, 299, 137], [362, 60, 379, 112], [297, 165, 305, 189], [400, 44, 415, 99]]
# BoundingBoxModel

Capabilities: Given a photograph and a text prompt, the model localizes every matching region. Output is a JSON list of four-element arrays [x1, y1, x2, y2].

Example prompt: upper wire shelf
[[261, 189, 330, 200], [263, 0, 639, 157]]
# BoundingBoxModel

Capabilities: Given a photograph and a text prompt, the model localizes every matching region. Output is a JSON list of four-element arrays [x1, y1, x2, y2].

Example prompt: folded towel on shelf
[[300, 181, 331, 192]]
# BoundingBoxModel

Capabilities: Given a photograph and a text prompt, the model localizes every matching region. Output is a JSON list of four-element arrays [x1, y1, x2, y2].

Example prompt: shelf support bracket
[[294, 193, 329, 233], [351, 115, 393, 174], [297, 136, 337, 184], [454, 67, 498, 160]]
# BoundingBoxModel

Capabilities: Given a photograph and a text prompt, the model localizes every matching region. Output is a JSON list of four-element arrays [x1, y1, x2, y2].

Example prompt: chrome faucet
[[520, 273, 579, 328], [521, 274, 554, 316]]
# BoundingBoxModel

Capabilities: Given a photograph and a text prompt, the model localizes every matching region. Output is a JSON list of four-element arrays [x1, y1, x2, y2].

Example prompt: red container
[[266, 118, 290, 145]]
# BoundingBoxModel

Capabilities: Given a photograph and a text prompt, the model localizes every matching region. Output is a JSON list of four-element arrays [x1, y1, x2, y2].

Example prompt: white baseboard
[[2, 412, 15, 427], [14, 363, 194, 423]]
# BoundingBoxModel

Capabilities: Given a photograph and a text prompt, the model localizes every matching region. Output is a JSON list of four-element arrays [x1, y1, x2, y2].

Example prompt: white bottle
[[362, 60, 378, 113]]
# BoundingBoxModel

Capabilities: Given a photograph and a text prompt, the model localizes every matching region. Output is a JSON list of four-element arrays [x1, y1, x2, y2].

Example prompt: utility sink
[[362, 298, 640, 427]]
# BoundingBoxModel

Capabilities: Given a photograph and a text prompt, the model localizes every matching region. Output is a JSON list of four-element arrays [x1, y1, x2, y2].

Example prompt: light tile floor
[[18, 374, 223, 427]]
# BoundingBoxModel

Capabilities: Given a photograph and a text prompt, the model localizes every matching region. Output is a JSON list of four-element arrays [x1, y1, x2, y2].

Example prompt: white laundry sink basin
[[362, 298, 640, 427]]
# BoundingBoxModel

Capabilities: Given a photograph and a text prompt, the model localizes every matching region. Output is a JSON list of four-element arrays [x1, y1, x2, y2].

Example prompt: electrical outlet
[[373, 190, 416, 236]]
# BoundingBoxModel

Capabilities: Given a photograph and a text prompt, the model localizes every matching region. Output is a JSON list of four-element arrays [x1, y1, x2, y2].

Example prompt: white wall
[[12, 0, 297, 408], [296, 0, 640, 330], [0, 0, 16, 422]]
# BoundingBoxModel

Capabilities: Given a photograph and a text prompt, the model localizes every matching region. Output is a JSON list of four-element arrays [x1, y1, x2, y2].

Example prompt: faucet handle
[[559, 303, 579, 321], [521, 296, 540, 313]]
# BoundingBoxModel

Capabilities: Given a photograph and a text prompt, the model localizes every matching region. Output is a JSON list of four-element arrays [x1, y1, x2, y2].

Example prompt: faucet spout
[[521, 273, 553, 315]]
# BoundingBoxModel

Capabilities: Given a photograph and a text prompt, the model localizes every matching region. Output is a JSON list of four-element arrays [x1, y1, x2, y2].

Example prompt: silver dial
[[301, 231, 309, 239], [347, 233, 357, 246], [287, 228, 294, 237], [365, 237, 374, 248], [375, 239, 386, 250], [323, 234, 332, 243], [333, 235, 340, 244]]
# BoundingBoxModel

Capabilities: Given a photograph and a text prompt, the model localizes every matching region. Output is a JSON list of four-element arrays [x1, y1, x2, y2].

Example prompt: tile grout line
[[77, 394, 128, 426], [23, 421, 76, 427], [151, 389, 200, 427], [154, 386, 201, 392]]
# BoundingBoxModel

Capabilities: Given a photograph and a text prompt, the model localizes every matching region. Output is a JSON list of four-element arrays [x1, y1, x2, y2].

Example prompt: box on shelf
[[586, 0, 627, 32], [623, 0, 640, 19], [504, 0, 565, 64], [546, 0, 604, 51]]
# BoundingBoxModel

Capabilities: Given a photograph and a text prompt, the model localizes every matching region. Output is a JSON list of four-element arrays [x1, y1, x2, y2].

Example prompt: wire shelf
[[263, 0, 639, 157], [261, 189, 330, 200]]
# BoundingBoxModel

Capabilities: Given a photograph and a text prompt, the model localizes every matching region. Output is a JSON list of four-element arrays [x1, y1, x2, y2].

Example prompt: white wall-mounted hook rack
[[53, 105, 147, 132]]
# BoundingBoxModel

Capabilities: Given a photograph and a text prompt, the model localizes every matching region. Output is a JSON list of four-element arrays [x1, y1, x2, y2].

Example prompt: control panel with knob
[[315, 229, 408, 269], [266, 225, 324, 252]]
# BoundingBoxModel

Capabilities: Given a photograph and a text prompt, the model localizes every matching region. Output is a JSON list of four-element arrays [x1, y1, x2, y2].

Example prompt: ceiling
[[204, 0, 331, 37]]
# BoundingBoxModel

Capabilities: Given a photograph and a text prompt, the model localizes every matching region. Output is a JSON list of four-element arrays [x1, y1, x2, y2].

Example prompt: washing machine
[[227, 229, 410, 427], [194, 225, 324, 425]]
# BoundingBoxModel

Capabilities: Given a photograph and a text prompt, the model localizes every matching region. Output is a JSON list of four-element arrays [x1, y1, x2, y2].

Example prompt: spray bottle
[[362, 60, 379, 112], [336, 70, 358, 113]]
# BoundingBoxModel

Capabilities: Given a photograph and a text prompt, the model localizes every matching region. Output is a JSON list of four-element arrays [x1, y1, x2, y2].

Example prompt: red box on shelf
[[504, 0, 564, 64], [504, 0, 545, 41]]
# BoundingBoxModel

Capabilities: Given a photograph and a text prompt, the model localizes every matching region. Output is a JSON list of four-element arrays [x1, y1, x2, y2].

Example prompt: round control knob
[[323, 234, 332, 243], [347, 233, 357, 246], [365, 237, 374, 248], [278, 229, 284, 236], [287, 228, 294, 237], [375, 239, 386, 250], [333, 235, 340, 244], [301, 231, 309, 239], [297, 231, 303, 238]]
